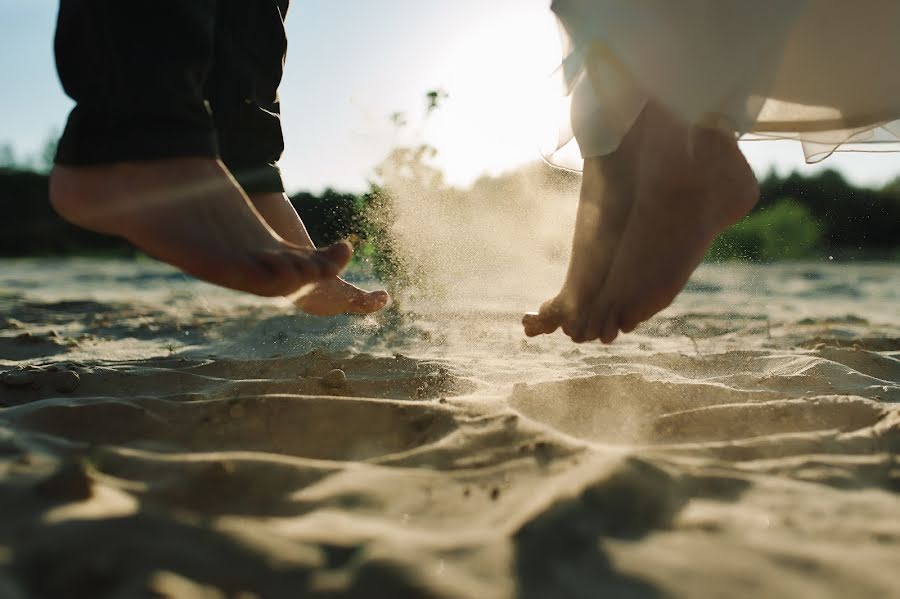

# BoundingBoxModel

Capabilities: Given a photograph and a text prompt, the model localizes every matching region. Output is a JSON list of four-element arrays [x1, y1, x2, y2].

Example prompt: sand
[[0, 257, 898, 598]]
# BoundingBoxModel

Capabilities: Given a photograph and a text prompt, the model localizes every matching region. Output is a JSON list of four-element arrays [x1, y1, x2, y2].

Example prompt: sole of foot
[[291, 282, 390, 316], [50, 158, 351, 297]]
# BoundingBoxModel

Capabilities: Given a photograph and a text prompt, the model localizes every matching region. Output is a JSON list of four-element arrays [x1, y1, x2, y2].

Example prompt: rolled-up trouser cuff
[[53, 0, 287, 195], [227, 161, 285, 193], [54, 106, 219, 165]]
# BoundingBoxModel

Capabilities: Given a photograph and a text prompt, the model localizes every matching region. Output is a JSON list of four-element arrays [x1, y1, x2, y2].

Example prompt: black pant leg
[[205, 0, 289, 193], [54, 0, 218, 165]]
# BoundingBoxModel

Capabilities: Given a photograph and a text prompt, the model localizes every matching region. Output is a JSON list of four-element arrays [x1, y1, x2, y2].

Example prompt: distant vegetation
[[1, 137, 898, 280], [707, 169, 900, 262], [708, 198, 823, 262]]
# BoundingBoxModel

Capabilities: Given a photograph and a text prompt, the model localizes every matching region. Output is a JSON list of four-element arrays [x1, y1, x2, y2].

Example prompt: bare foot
[[50, 158, 351, 297], [248, 192, 389, 316], [522, 152, 635, 341], [525, 101, 758, 343]]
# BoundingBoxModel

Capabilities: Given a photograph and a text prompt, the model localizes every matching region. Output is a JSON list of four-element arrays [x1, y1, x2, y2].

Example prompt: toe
[[599, 313, 620, 344], [619, 309, 641, 334], [582, 300, 612, 342], [370, 289, 390, 308], [350, 289, 390, 314], [580, 318, 603, 343], [523, 298, 563, 337], [522, 312, 554, 337], [293, 277, 390, 316], [566, 317, 592, 343]]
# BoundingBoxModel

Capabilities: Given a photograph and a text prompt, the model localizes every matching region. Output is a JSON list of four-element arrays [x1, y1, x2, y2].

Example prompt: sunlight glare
[[420, 10, 562, 186]]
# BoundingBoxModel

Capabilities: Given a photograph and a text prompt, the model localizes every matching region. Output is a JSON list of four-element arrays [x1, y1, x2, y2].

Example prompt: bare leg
[[50, 158, 351, 297], [249, 192, 389, 316]]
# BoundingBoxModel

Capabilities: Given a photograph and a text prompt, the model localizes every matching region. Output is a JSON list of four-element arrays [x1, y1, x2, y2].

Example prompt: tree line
[[1, 156, 898, 265]]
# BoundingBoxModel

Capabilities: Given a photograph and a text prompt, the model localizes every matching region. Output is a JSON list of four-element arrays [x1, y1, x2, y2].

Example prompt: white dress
[[546, 0, 900, 169]]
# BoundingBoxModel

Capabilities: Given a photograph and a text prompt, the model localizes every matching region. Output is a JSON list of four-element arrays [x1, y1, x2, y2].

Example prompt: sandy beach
[[0, 257, 898, 598]]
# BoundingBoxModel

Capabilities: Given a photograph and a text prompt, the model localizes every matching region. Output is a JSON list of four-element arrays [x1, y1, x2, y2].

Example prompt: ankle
[[705, 135, 759, 227]]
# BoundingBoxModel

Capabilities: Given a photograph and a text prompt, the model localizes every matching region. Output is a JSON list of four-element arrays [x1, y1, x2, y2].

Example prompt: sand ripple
[[0, 261, 898, 597]]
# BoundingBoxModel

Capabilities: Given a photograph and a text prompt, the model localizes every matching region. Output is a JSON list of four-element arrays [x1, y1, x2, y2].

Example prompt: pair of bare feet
[[49, 157, 388, 316], [48, 100, 756, 340], [523, 102, 760, 343]]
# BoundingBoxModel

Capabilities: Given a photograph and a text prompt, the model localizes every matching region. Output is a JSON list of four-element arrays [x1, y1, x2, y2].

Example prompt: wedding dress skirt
[[546, 0, 900, 169]]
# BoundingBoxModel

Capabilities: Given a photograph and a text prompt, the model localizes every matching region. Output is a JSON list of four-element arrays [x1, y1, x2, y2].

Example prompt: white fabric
[[545, 0, 900, 169]]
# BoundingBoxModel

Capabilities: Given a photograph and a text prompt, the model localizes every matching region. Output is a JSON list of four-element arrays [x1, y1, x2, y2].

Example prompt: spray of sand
[[371, 149, 581, 306]]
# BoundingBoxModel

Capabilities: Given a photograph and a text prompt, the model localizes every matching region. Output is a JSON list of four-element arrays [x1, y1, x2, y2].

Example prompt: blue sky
[[2, 0, 899, 193]]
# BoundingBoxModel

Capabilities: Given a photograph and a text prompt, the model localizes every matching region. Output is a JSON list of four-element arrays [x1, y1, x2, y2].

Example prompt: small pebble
[[322, 369, 347, 389], [1, 370, 36, 388], [54, 370, 80, 393]]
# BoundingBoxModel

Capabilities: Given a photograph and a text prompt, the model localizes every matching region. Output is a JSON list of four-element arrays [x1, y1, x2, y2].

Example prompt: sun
[[419, 8, 564, 187]]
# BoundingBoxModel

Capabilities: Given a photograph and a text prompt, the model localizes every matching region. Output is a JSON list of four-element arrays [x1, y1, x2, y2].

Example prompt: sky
[[2, 0, 899, 193]]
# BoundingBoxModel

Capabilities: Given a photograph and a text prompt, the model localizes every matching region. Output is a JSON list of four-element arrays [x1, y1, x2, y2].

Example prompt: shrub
[[707, 198, 824, 262]]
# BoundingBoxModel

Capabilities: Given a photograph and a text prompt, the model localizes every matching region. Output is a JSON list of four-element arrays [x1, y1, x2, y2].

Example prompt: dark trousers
[[54, 0, 289, 193]]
